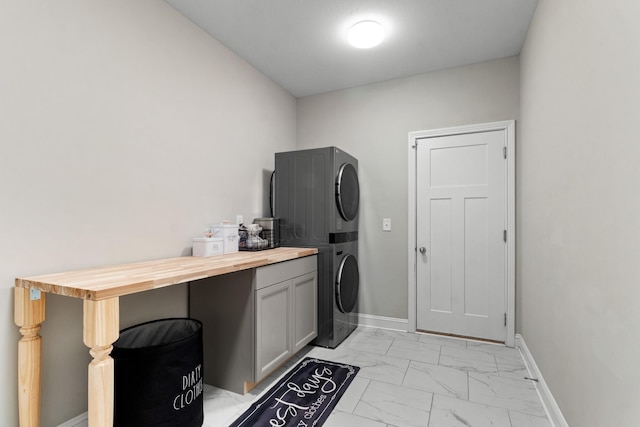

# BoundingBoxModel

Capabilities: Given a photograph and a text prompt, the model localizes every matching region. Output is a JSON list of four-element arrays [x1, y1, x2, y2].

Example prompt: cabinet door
[[255, 280, 291, 382], [292, 271, 318, 353]]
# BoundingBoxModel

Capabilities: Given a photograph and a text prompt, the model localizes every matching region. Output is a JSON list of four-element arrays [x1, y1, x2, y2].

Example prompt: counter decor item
[[192, 237, 224, 257], [212, 222, 239, 254], [239, 223, 269, 251], [253, 217, 280, 248]]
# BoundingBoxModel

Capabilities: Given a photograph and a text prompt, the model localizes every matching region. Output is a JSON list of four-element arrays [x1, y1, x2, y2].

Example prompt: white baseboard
[[57, 412, 87, 427], [515, 334, 569, 427], [356, 313, 408, 331]]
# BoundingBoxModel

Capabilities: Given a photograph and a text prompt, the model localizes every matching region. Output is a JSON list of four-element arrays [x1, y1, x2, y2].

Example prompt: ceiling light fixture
[[347, 20, 384, 49]]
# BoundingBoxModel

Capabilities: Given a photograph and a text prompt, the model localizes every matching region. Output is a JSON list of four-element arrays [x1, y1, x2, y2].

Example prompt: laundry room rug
[[229, 357, 360, 427]]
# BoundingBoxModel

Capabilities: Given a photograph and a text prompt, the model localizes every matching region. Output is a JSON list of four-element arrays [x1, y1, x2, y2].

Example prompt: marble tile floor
[[203, 326, 553, 427]]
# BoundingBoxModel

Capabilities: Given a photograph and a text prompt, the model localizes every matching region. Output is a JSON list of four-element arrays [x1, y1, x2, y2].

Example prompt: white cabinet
[[190, 254, 317, 393], [254, 257, 317, 383], [255, 280, 292, 381], [292, 272, 317, 353]]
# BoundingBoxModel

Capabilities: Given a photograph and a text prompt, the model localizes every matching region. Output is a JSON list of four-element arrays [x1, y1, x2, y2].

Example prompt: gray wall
[[296, 57, 520, 319], [518, 0, 640, 425], [0, 1, 296, 425]]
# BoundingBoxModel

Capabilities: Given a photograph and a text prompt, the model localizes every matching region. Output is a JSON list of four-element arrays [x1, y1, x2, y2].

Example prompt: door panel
[[464, 197, 489, 316], [429, 198, 453, 313], [416, 130, 506, 341], [293, 272, 318, 353], [431, 144, 488, 187], [255, 281, 291, 381]]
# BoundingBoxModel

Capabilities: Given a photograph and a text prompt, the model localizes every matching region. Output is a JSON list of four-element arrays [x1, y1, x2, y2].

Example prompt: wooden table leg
[[83, 298, 119, 427], [15, 287, 46, 427]]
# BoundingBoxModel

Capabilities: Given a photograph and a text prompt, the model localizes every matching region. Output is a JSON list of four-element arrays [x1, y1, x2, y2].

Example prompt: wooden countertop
[[15, 247, 317, 301]]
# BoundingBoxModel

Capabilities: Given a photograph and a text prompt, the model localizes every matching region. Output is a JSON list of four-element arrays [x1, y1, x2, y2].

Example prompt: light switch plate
[[382, 218, 391, 231]]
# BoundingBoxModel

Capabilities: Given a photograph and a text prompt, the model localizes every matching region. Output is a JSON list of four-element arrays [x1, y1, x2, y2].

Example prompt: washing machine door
[[335, 163, 360, 222], [336, 253, 359, 313]]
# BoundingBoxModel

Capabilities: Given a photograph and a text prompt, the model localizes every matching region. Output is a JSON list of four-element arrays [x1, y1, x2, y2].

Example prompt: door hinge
[[503, 146, 507, 159], [503, 230, 507, 242], [504, 313, 507, 327]]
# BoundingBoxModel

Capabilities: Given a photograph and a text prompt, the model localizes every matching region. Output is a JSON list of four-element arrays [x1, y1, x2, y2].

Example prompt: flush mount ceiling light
[[347, 20, 384, 49]]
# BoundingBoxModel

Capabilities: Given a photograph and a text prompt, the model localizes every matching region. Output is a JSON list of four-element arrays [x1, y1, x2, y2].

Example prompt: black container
[[112, 318, 204, 427], [253, 217, 280, 248]]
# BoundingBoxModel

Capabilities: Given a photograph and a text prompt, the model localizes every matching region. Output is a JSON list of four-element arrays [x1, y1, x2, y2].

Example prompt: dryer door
[[336, 253, 359, 313], [335, 163, 360, 222]]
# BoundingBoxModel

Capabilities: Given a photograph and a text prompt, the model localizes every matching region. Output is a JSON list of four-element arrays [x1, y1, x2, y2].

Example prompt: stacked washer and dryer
[[274, 147, 360, 348]]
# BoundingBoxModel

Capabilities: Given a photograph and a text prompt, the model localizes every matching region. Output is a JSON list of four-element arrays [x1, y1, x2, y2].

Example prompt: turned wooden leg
[[14, 287, 46, 427], [83, 298, 119, 427]]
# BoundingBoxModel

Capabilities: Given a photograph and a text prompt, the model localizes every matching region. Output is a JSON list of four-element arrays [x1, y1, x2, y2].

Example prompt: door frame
[[407, 120, 516, 346]]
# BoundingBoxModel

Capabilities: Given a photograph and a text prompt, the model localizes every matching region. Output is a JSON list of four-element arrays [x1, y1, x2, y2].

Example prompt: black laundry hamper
[[112, 318, 204, 427]]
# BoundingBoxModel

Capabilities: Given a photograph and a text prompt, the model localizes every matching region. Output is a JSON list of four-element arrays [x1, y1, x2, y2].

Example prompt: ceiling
[[164, 0, 538, 98]]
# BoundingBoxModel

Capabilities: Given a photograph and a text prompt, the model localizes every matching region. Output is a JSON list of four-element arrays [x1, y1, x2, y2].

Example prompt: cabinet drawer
[[255, 255, 317, 290]]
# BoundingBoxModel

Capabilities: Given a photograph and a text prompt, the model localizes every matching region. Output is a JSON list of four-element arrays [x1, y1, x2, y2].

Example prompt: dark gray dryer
[[275, 147, 359, 246], [274, 146, 360, 348]]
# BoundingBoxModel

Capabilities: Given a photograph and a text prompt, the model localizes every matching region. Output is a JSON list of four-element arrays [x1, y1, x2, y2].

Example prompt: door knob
[[419, 247, 426, 254]]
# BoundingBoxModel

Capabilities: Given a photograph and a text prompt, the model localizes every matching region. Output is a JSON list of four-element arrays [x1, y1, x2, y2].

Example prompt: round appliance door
[[336, 253, 359, 313], [335, 163, 360, 222]]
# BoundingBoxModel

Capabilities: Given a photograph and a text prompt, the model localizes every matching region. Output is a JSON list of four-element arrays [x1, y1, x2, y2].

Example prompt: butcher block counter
[[14, 247, 317, 427]]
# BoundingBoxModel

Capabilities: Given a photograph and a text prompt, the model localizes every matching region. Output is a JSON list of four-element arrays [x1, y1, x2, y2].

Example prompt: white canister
[[212, 224, 239, 254], [192, 237, 224, 257]]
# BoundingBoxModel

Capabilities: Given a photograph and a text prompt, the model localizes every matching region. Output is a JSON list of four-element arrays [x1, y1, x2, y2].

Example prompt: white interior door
[[415, 129, 507, 342]]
